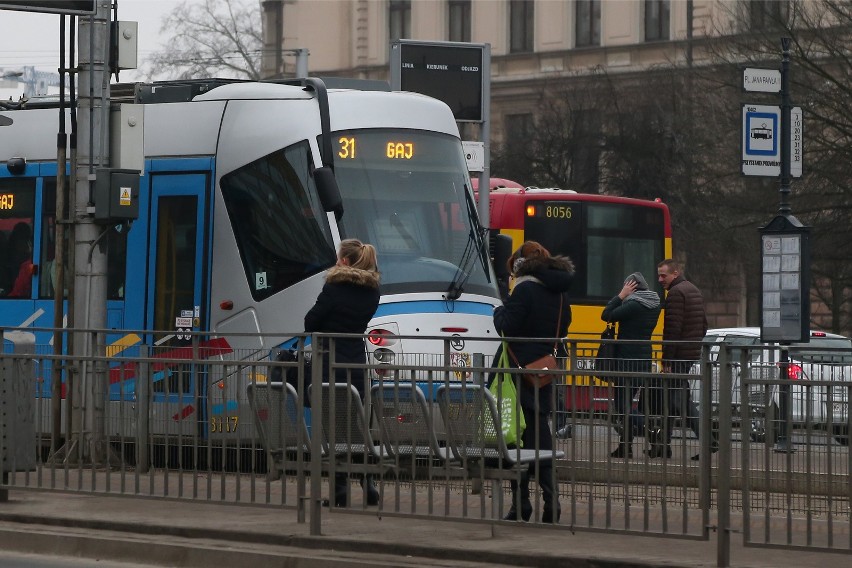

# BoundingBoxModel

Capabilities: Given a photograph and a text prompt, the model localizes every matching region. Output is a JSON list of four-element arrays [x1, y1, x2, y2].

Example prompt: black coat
[[493, 255, 574, 413], [304, 264, 380, 395]]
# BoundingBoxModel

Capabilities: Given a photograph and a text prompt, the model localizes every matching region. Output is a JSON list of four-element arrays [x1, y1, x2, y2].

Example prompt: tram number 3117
[[210, 416, 239, 433]]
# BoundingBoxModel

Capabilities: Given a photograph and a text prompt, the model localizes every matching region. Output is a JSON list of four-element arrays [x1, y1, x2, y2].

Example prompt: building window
[[750, 0, 788, 30], [505, 113, 534, 142], [448, 0, 471, 42], [644, 0, 670, 41], [509, 0, 534, 53], [389, 0, 411, 42], [575, 0, 601, 48]]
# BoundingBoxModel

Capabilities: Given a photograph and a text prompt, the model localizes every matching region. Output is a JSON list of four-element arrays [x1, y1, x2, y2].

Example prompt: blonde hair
[[339, 238, 378, 271]]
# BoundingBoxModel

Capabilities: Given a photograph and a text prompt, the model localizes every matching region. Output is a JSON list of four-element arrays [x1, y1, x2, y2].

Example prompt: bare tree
[[140, 0, 262, 81]]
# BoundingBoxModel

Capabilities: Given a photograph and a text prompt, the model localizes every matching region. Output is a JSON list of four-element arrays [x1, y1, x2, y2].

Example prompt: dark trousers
[[611, 378, 642, 443], [647, 361, 700, 444], [610, 359, 651, 443], [508, 407, 559, 513]]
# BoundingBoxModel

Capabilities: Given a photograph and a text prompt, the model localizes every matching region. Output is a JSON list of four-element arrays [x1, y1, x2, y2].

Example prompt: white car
[[694, 327, 851, 446]]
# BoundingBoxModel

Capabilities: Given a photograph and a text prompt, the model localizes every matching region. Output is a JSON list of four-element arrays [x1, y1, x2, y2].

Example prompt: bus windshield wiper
[[446, 184, 489, 301]]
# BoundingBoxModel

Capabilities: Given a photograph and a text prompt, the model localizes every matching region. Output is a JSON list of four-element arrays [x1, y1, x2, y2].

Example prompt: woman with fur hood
[[304, 238, 381, 507], [493, 241, 574, 524]]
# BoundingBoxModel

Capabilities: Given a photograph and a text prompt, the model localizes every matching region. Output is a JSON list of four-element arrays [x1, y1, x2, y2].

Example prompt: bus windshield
[[524, 200, 665, 303], [332, 129, 497, 298]]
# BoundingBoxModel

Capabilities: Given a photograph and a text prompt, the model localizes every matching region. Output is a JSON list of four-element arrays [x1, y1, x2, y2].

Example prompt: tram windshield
[[331, 129, 497, 298]]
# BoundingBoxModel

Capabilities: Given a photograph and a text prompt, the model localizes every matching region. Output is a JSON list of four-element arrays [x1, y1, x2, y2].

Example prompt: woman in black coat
[[304, 238, 380, 507], [494, 241, 573, 524], [305, 239, 381, 396], [601, 272, 661, 459]]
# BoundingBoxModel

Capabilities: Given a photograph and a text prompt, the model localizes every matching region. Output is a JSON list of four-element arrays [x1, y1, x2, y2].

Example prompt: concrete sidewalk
[[0, 490, 846, 568]]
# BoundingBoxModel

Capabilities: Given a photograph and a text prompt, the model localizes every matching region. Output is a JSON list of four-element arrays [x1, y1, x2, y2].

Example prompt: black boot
[[331, 472, 349, 507], [361, 475, 380, 506], [646, 426, 671, 459], [647, 444, 672, 459], [538, 464, 561, 524], [610, 442, 633, 459], [504, 473, 532, 521], [691, 431, 720, 461]]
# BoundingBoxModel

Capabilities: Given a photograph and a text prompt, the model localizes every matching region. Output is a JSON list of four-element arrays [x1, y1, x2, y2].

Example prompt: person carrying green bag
[[492, 241, 574, 524]]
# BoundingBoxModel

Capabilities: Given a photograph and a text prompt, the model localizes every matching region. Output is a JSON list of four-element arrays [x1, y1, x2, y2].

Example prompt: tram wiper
[[446, 185, 488, 301]]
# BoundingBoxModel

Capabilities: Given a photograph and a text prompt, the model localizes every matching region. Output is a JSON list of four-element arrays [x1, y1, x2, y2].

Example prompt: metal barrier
[[0, 326, 849, 566]]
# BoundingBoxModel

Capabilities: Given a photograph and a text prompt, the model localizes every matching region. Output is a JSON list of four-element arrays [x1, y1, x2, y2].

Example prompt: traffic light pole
[[775, 38, 794, 453]]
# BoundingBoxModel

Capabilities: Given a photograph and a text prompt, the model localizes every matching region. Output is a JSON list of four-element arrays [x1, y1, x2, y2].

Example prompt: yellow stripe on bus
[[106, 334, 143, 357]]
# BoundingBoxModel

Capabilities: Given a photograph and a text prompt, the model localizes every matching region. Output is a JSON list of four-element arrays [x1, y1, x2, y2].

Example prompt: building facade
[[260, 0, 816, 331], [261, 1, 784, 143]]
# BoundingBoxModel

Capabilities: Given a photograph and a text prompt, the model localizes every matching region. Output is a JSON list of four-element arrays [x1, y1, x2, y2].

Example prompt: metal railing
[[1, 327, 850, 566]]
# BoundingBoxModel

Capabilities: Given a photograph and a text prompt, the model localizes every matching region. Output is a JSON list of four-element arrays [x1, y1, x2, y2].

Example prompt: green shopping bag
[[489, 345, 526, 446]]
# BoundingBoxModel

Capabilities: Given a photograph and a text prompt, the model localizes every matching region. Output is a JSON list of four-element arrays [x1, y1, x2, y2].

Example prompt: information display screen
[[398, 43, 483, 122], [0, 1, 96, 15]]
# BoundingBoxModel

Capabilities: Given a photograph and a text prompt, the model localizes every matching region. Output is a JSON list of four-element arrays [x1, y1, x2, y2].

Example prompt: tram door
[[146, 173, 209, 438]]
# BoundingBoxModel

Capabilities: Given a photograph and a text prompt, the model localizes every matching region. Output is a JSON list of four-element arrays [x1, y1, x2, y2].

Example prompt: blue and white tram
[[0, 78, 501, 444]]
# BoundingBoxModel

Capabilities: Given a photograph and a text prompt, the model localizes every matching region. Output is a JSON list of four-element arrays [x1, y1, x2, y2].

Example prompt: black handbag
[[593, 323, 617, 382]]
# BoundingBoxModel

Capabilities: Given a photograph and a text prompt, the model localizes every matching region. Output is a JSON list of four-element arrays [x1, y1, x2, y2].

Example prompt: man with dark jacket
[[654, 259, 715, 460]]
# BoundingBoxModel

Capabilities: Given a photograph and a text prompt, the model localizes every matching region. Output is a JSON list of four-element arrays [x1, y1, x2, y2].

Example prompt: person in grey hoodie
[[602, 272, 661, 459]]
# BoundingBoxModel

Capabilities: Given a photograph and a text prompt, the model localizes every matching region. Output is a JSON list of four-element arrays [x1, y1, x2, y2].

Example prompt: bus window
[[0, 178, 35, 298], [107, 225, 128, 299], [332, 128, 495, 297], [39, 181, 56, 298], [220, 140, 336, 301], [524, 200, 665, 302], [37, 181, 124, 299]]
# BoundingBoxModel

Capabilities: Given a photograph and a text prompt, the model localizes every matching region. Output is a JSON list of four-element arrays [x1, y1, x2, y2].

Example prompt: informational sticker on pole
[[742, 68, 781, 93], [790, 106, 803, 178], [742, 104, 780, 176]]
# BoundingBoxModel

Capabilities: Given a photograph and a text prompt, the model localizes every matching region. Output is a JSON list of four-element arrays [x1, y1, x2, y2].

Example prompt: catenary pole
[[72, 0, 111, 462]]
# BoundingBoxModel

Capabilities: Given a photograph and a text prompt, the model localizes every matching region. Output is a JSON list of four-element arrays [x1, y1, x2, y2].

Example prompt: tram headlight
[[373, 348, 395, 363]]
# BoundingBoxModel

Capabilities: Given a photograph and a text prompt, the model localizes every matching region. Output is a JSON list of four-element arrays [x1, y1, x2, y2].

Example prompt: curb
[[0, 511, 693, 568]]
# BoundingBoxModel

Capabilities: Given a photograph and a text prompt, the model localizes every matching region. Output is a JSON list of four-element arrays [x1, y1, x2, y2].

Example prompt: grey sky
[[0, 1, 194, 85]]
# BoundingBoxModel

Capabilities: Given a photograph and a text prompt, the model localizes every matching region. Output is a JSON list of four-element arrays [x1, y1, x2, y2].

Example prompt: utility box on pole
[[94, 168, 140, 223], [1, 332, 37, 476]]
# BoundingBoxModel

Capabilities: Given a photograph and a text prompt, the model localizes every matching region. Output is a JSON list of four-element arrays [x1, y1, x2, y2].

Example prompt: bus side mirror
[[314, 166, 343, 221], [492, 232, 512, 280]]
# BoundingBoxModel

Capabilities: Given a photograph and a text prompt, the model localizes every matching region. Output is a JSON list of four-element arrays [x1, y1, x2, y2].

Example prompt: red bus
[[484, 182, 672, 413]]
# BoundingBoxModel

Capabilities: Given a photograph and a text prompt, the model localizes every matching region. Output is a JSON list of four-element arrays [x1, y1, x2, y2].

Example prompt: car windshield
[[706, 332, 852, 365], [703, 334, 758, 363]]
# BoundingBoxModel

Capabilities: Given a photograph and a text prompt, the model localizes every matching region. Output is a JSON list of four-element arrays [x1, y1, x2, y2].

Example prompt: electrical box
[[462, 141, 485, 173], [1, 331, 36, 474], [114, 21, 138, 70], [94, 168, 140, 224], [110, 103, 144, 172]]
